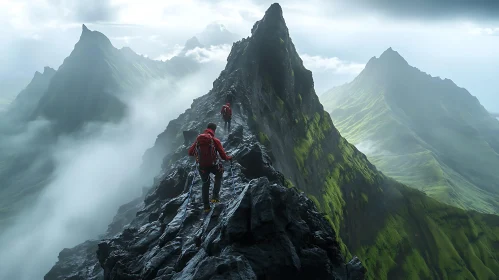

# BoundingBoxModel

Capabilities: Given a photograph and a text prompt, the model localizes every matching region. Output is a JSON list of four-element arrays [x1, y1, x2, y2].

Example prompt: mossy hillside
[[254, 62, 499, 279], [357, 181, 499, 280], [321, 50, 499, 215]]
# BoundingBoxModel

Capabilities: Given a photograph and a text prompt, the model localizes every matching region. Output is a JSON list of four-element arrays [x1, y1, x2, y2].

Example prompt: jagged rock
[[44, 240, 104, 280], [182, 130, 198, 146], [95, 148, 361, 280]]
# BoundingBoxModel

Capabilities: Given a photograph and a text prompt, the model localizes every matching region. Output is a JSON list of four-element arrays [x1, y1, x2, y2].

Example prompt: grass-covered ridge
[[285, 107, 499, 279], [320, 48, 499, 215]]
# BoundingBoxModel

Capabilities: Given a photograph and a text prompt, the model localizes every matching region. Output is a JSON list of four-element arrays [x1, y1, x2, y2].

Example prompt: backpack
[[195, 133, 219, 168], [222, 105, 232, 119]]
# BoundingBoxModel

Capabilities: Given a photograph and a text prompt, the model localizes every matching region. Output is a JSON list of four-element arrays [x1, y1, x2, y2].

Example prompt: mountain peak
[[378, 47, 408, 65], [34, 67, 55, 79], [183, 36, 203, 51], [76, 24, 113, 50], [362, 47, 409, 74], [265, 3, 284, 20], [43, 66, 56, 75], [251, 3, 286, 36]]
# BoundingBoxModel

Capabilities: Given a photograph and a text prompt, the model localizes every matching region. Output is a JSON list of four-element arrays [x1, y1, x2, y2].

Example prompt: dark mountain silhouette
[[322, 47, 499, 215], [31, 24, 181, 133], [46, 4, 499, 280]]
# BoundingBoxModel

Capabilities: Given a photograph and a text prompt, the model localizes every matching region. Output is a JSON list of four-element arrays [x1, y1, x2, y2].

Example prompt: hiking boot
[[210, 198, 220, 203]]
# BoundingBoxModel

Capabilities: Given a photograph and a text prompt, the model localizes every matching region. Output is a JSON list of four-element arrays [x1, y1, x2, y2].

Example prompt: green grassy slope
[[287, 110, 499, 280], [320, 48, 499, 215]]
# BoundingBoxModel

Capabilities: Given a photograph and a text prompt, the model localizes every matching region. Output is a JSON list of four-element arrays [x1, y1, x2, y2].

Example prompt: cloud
[[334, 0, 499, 21], [185, 45, 232, 63], [466, 26, 499, 36], [300, 54, 365, 75], [355, 140, 393, 156], [109, 35, 142, 44], [44, 0, 121, 22], [155, 44, 184, 61]]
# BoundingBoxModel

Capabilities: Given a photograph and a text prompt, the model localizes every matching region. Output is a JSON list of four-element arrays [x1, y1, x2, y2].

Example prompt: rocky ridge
[[46, 3, 366, 280]]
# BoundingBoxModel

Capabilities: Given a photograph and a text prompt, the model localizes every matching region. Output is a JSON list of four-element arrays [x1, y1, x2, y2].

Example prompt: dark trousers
[[224, 118, 231, 132], [199, 165, 223, 209]]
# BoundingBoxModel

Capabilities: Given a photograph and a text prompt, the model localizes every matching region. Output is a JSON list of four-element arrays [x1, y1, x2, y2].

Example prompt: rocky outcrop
[[97, 131, 364, 280], [46, 3, 365, 280]]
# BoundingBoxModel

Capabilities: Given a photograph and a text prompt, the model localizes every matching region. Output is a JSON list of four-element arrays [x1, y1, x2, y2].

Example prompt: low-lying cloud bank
[[0, 62, 225, 280], [300, 54, 365, 75]]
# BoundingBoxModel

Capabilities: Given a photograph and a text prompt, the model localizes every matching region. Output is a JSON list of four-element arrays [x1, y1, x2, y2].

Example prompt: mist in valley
[[0, 61, 225, 279]]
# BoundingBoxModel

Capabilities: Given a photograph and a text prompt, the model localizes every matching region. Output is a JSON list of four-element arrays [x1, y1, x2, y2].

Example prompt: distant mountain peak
[[362, 47, 409, 75], [76, 24, 113, 50], [183, 36, 203, 51], [82, 24, 90, 33], [34, 66, 56, 78], [43, 66, 56, 75], [377, 47, 408, 65]]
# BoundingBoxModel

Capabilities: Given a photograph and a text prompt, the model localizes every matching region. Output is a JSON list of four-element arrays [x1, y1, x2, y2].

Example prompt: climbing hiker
[[188, 123, 232, 212], [220, 102, 232, 133], [225, 88, 235, 104]]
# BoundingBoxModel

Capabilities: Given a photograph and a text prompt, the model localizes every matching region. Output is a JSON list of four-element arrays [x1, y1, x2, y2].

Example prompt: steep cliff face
[[46, 4, 365, 280], [47, 3, 499, 280]]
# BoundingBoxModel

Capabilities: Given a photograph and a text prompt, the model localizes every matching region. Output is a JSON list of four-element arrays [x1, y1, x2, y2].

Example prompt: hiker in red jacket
[[188, 123, 232, 212], [220, 103, 232, 133]]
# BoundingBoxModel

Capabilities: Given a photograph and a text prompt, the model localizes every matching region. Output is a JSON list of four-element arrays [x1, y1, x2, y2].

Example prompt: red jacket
[[188, 128, 232, 161], [221, 103, 232, 119]]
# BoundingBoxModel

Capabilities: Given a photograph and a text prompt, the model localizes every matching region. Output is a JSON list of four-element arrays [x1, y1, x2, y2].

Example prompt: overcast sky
[[1, 0, 498, 111]]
